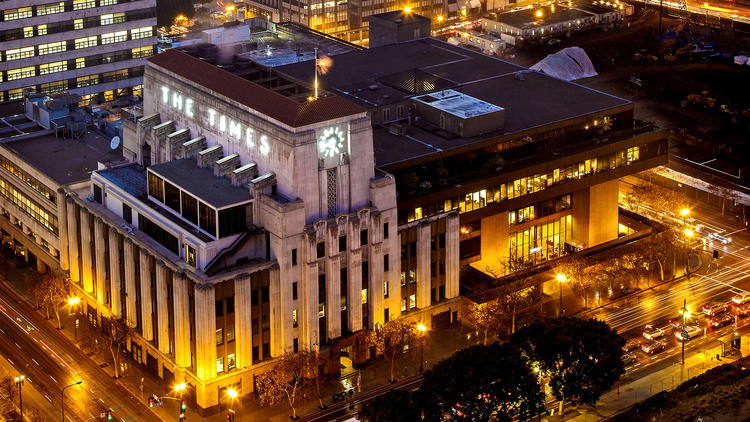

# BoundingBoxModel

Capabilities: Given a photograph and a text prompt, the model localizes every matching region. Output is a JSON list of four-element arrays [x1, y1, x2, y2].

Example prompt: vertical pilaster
[[155, 261, 169, 354], [108, 228, 122, 317], [326, 255, 341, 339], [302, 262, 319, 349], [123, 239, 137, 327], [194, 284, 217, 380], [94, 218, 107, 305], [445, 213, 460, 299], [416, 222, 431, 309], [348, 249, 362, 332], [139, 249, 153, 341], [369, 243, 384, 328], [80, 209, 93, 293], [268, 266, 284, 356], [173, 273, 191, 368], [65, 198, 79, 283], [56, 190, 69, 271], [234, 274, 252, 367]]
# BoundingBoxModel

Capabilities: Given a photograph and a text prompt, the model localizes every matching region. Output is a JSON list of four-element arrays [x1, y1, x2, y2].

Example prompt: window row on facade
[[3, 68, 142, 101], [2, 0, 130, 21], [0, 8, 155, 41]]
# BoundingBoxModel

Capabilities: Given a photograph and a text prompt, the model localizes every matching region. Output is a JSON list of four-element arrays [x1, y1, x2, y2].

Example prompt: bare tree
[[0, 375, 18, 417], [459, 299, 504, 346], [623, 183, 648, 213], [255, 352, 316, 419], [32, 270, 69, 329], [500, 286, 538, 336], [711, 185, 738, 216], [369, 319, 421, 382], [99, 316, 133, 378], [555, 256, 593, 308], [620, 247, 645, 289]]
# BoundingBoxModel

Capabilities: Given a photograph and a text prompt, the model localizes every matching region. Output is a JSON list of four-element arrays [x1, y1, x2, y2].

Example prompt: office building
[[0, 0, 156, 104]]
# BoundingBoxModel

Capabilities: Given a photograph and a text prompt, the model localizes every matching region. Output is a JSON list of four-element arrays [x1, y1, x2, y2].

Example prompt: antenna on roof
[[314, 47, 319, 100]]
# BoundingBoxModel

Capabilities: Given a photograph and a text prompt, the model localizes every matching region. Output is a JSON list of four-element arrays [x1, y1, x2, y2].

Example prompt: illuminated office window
[[39, 61, 67, 75], [23, 27, 33, 38], [130, 27, 153, 40], [131, 46, 153, 58], [38, 41, 66, 55], [7, 67, 35, 81], [4, 8, 32, 21], [5, 47, 35, 61], [37, 25, 47, 36], [75, 36, 97, 49], [101, 31, 128, 45], [37, 2, 65, 15], [76, 58, 86, 69], [73, 0, 97, 10], [74, 19, 84, 30]]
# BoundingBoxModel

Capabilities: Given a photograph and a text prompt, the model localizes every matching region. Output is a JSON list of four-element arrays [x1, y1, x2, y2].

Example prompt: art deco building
[[0, 0, 156, 104]]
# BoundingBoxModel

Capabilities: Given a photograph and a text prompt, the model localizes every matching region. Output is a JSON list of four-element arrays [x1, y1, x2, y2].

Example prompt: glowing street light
[[680, 208, 690, 217], [404, 6, 412, 13], [174, 382, 186, 393], [67, 296, 80, 306], [684, 228, 694, 238], [226, 388, 238, 399], [14, 375, 24, 418], [417, 323, 428, 372], [679, 299, 689, 364], [536, 9, 543, 17], [556, 274, 566, 317], [437, 15, 444, 21]]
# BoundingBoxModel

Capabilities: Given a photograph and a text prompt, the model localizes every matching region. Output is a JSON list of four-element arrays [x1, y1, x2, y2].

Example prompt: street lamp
[[680, 208, 690, 217], [679, 299, 691, 365], [68, 296, 80, 339], [417, 323, 427, 372], [684, 228, 694, 276], [226, 388, 238, 422], [556, 274, 567, 317], [404, 6, 412, 13], [14, 375, 24, 418], [62, 380, 82, 422]]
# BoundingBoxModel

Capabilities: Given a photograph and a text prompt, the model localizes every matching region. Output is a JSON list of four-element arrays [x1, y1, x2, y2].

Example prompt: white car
[[642, 324, 666, 340], [675, 325, 702, 341], [708, 232, 731, 244], [732, 294, 750, 305]]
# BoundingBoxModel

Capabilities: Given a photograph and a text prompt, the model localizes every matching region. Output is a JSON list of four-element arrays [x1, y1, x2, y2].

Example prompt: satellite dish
[[110, 136, 121, 150]]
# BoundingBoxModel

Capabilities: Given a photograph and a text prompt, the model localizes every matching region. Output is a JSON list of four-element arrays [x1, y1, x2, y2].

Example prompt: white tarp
[[734, 55, 747, 65], [530, 47, 598, 81]]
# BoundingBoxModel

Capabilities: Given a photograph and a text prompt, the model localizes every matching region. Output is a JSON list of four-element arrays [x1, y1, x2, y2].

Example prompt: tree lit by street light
[[68, 296, 80, 306], [556, 274, 566, 317]]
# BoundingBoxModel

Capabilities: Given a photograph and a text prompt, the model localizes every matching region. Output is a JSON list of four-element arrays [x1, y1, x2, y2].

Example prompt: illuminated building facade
[[0, 0, 156, 104]]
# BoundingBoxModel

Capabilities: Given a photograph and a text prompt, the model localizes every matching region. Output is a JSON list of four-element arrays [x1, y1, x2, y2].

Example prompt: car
[[734, 305, 750, 317], [708, 232, 731, 244], [622, 338, 642, 352], [641, 340, 666, 354], [732, 294, 750, 305], [702, 301, 729, 316], [642, 324, 666, 340], [622, 352, 638, 365], [709, 313, 734, 328], [676, 325, 702, 341], [547, 38, 561, 46]]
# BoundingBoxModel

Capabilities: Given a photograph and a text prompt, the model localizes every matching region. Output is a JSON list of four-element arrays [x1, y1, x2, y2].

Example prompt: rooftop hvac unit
[[388, 123, 405, 136]]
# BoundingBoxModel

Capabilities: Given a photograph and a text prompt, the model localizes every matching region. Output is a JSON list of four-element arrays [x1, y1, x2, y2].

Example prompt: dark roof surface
[[148, 159, 252, 209], [4, 130, 125, 185], [369, 10, 431, 24], [488, 5, 592, 29], [148, 50, 366, 128]]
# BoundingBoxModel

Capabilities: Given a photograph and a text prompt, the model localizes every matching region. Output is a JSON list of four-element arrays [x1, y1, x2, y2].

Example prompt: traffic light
[[227, 410, 235, 422], [148, 397, 154, 407], [180, 400, 187, 412], [106, 410, 112, 420], [714, 249, 720, 259]]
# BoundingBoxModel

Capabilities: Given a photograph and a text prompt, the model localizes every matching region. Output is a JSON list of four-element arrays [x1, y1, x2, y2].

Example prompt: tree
[[0, 375, 18, 416], [711, 185, 738, 216], [500, 286, 538, 336], [32, 270, 69, 329], [99, 316, 133, 379], [620, 247, 646, 289], [642, 231, 677, 281], [369, 319, 421, 382], [594, 256, 626, 298], [555, 256, 593, 308], [459, 299, 504, 346], [360, 389, 427, 422], [510, 317, 626, 415], [255, 352, 315, 419], [420, 342, 544, 421], [623, 183, 648, 213]]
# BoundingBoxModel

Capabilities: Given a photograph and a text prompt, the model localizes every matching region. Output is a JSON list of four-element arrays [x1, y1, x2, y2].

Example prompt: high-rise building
[[0, 0, 156, 104]]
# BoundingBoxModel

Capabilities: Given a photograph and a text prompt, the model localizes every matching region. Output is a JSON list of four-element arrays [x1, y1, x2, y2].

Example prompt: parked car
[[641, 340, 666, 354], [622, 338, 642, 352], [622, 352, 638, 365], [702, 301, 729, 316], [676, 325, 702, 341], [732, 294, 750, 305], [709, 313, 734, 328]]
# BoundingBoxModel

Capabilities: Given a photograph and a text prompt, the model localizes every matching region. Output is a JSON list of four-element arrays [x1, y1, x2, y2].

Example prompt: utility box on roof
[[368, 11, 431, 48], [411, 89, 505, 137]]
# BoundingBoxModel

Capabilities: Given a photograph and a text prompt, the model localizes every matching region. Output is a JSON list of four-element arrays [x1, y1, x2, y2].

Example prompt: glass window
[[226, 325, 234, 342], [199, 202, 216, 237], [75, 58, 86, 69], [74, 19, 84, 30], [184, 244, 196, 267], [73, 0, 97, 10], [216, 328, 223, 345], [409, 294, 416, 309], [383, 280, 389, 298], [147, 173, 164, 202], [227, 353, 236, 370], [38, 42, 66, 55], [37, 25, 47, 36], [75, 36, 98, 49], [23, 27, 33, 38], [39, 61, 67, 75], [7, 67, 35, 81], [164, 181, 180, 212], [6, 47, 35, 61], [132, 46, 154, 59], [216, 357, 224, 373], [101, 31, 128, 45], [131, 27, 153, 40], [181, 192, 198, 225], [4, 8, 32, 21], [37, 2, 65, 15], [292, 309, 298, 327]]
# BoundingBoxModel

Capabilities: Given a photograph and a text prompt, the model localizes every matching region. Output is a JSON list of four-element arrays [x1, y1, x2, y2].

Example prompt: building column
[[269, 265, 285, 356], [79, 209, 94, 293], [108, 228, 122, 318], [139, 249, 153, 341], [65, 198, 79, 283], [123, 239, 137, 327], [234, 273, 252, 368], [302, 262, 319, 350], [56, 190, 69, 271], [348, 249, 362, 332], [369, 243, 384, 328], [94, 218, 107, 305], [155, 261, 169, 354], [326, 255, 341, 339], [416, 221, 432, 309], [194, 284, 217, 381], [445, 213, 460, 299], [173, 273, 191, 368]]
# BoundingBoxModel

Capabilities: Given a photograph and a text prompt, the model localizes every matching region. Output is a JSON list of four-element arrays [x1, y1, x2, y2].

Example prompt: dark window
[[198, 202, 216, 237], [293, 338, 299, 353], [383, 223, 389, 239], [362, 261, 369, 283], [360, 230, 368, 246], [252, 318, 259, 335], [339, 236, 347, 253], [291, 249, 297, 266], [181, 192, 198, 225], [93, 184, 102, 203], [460, 236, 481, 260], [252, 346, 259, 362], [137, 214, 178, 254], [261, 315, 270, 331], [147, 172, 164, 202], [122, 203, 132, 224], [384, 308, 390, 322], [439, 285, 446, 300], [384, 254, 389, 272], [218, 205, 247, 238], [262, 342, 270, 358], [317, 242, 325, 259], [292, 281, 298, 300], [164, 181, 180, 212], [215, 300, 223, 317], [226, 297, 234, 314], [261, 286, 269, 303]]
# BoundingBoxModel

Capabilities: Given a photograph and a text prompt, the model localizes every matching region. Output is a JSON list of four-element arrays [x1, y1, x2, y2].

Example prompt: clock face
[[318, 127, 345, 158]]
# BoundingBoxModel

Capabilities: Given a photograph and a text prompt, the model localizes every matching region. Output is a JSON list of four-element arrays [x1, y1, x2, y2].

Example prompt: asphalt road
[[0, 281, 159, 422]]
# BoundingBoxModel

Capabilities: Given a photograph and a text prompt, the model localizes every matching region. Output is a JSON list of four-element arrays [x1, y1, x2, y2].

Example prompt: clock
[[318, 127, 345, 158]]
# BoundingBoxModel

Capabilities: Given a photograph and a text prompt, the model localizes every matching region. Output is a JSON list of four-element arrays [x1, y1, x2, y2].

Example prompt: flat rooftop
[[487, 5, 593, 29], [1, 127, 126, 185], [148, 159, 252, 209], [370, 10, 431, 24], [277, 38, 631, 167], [413, 89, 504, 119]]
